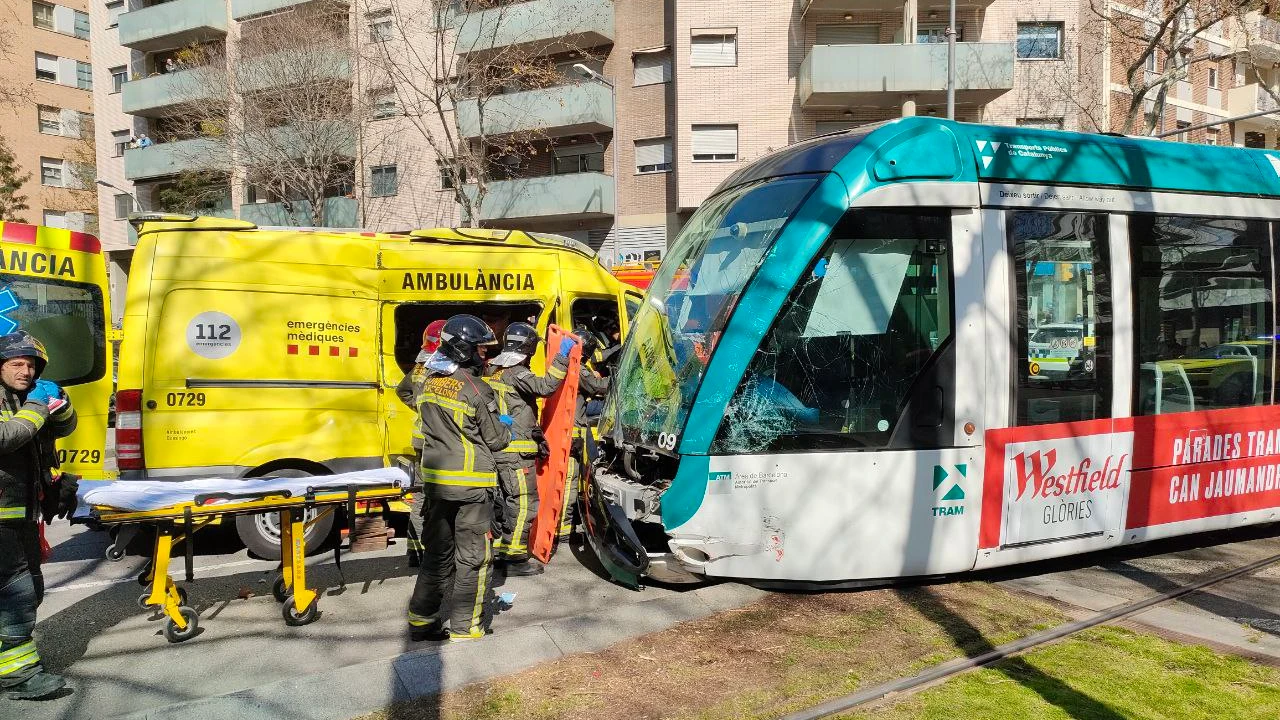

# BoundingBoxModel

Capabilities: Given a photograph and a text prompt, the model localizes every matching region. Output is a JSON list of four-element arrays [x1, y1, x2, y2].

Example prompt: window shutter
[[633, 52, 671, 85], [815, 24, 879, 45], [634, 138, 671, 168], [690, 33, 736, 67], [36, 53, 60, 80], [692, 125, 737, 156]]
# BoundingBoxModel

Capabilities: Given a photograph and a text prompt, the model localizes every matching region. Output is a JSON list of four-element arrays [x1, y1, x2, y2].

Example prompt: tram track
[[779, 550, 1280, 720]]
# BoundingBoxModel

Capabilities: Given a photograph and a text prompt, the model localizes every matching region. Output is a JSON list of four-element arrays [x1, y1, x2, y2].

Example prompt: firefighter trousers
[[407, 488, 492, 636], [494, 461, 537, 561], [405, 457, 425, 561], [0, 521, 44, 687]]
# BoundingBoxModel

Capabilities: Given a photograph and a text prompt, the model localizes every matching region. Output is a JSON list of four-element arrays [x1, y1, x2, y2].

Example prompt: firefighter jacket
[[0, 389, 76, 522], [396, 363, 427, 451], [574, 366, 610, 427], [417, 366, 509, 488], [484, 354, 569, 462]]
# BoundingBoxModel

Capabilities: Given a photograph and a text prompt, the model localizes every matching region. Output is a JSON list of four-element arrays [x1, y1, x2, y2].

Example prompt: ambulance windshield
[[0, 274, 106, 385], [602, 174, 822, 451]]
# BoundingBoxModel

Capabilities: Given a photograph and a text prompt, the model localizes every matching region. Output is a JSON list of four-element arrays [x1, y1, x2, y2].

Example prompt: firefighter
[[562, 326, 610, 539], [395, 319, 447, 567], [407, 315, 509, 642], [0, 331, 77, 700], [484, 323, 576, 576]]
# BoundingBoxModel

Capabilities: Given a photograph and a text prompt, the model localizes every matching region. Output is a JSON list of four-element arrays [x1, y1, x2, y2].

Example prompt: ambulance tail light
[[116, 389, 143, 470]]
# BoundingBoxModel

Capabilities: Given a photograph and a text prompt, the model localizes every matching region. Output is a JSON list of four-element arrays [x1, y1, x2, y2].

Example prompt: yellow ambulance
[[117, 214, 640, 557]]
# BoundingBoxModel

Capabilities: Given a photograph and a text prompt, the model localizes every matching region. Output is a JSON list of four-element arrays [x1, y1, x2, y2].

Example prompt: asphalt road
[[21, 506, 1280, 719]]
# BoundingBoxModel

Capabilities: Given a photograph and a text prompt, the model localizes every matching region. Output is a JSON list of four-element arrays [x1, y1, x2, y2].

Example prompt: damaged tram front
[[587, 117, 1280, 587]]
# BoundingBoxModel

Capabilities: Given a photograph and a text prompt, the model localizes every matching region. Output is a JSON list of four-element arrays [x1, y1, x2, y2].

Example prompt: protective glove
[[57, 474, 79, 520], [498, 413, 515, 439], [28, 379, 62, 406], [557, 337, 577, 358]]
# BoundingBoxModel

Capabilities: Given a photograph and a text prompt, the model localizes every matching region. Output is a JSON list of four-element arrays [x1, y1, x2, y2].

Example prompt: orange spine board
[[530, 325, 582, 562]]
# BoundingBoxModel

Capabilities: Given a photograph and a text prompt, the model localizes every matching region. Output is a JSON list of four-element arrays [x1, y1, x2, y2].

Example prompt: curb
[[117, 582, 768, 720]]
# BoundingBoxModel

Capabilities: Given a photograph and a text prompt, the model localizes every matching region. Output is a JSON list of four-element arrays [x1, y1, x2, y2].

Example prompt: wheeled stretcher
[[87, 470, 408, 643]]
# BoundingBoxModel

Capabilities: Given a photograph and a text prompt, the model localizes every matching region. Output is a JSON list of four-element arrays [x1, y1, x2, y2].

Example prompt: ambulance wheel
[[235, 467, 335, 560], [163, 607, 200, 643], [282, 596, 318, 626], [272, 576, 289, 603]]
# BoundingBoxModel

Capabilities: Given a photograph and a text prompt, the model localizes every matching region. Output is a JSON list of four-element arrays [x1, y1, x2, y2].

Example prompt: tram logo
[[932, 464, 966, 517]]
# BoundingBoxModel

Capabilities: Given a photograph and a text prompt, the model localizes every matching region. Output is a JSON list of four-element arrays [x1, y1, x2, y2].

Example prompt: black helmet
[[501, 322, 540, 356], [0, 331, 48, 378], [439, 314, 496, 366], [573, 324, 599, 358]]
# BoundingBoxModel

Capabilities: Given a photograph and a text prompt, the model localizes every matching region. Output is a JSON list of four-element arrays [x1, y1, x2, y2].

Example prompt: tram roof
[[715, 117, 1280, 200]]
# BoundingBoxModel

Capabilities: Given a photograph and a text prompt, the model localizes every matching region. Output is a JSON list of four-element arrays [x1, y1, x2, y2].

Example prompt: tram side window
[[1011, 211, 1111, 426], [712, 209, 953, 453], [1131, 215, 1273, 415]]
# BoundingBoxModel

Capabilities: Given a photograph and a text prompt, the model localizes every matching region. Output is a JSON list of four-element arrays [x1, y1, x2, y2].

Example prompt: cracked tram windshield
[[604, 175, 821, 450]]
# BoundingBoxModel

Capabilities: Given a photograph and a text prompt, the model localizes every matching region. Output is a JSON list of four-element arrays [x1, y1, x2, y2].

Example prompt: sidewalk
[[116, 582, 766, 720]]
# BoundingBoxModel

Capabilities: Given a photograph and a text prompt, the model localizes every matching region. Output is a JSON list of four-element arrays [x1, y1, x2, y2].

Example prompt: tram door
[[975, 209, 1128, 569]]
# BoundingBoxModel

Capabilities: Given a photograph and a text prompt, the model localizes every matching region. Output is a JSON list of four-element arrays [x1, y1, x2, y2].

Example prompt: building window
[[1205, 128, 1219, 145], [33, 2, 53, 30], [690, 30, 736, 67], [114, 193, 133, 220], [371, 91, 397, 120], [1174, 120, 1191, 142], [1208, 67, 1218, 88], [76, 61, 92, 90], [1016, 22, 1063, 60], [552, 145, 605, 174], [42, 210, 67, 229], [35, 52, 58, 82], [1016, 117, 1064, 130], [633, 49, 671, 86], [110, 66, 126, 93], [368, 10, 393, 42], [40, 158, 63, 187], [73, 9, 90, 39], [815, 24, 879, 44], [1245, 131, 1266, 148], [691, 124, 738, 161], [635, 137, 672, 173], [112, 130, 130, 157], [37, 105, 61, 135], [370, 164, 398, 196], [917, 24, 962, 43], [438, 159, 464, 189], [107, 1, 124, 28]]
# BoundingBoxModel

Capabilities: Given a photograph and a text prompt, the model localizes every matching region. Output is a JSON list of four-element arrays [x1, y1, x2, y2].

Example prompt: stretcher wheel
[[163, 607, 200, 643], [106, 544, 125, 562], [136, 563, 153, 586], [137, 593, 153, 610], [271, 577, 289, 603], [282, 596, 318, 626]]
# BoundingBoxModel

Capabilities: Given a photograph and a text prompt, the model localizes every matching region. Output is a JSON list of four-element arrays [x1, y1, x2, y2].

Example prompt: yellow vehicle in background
[[0, 222, 112, 482], [117, 214, 640, 557]]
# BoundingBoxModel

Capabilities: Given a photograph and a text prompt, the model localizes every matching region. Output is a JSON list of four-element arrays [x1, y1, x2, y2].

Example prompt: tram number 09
[[165, 392, 207, 407], [657, 432, 678, 451], [57, 448, 101, 464]]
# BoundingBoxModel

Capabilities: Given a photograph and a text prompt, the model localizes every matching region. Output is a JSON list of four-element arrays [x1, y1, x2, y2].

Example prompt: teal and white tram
[[585, 117, 1280, 587]]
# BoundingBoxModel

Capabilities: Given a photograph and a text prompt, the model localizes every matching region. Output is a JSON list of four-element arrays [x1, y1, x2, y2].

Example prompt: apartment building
[[89, 0, 1274, 278], [0, 0, 97, 232]]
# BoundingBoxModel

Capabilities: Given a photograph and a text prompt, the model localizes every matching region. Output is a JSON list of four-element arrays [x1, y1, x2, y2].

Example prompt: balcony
[[240, 197, 357, 227], [123, 139, 227, 181], [1227, 83, 1280, 129], [798, 42, 1016, 109], [231, 0, 346, 20], [119, 0, 228, 53], [1250, 15, 1280, 64], [457, 83, 612, 139], [121, 69, 217, 117], [236, 49, 351, 93], [803, 0, 997, 10], [454, 0, 614, 56], [463, 172, 613, 223]]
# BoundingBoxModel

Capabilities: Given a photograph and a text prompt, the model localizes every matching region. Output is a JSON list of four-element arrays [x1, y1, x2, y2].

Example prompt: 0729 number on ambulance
[[117, 216, 639, 558]]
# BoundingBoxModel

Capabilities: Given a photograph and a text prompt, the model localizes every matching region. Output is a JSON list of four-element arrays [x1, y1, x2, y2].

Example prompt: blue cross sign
[[0, 287, 20, 334]]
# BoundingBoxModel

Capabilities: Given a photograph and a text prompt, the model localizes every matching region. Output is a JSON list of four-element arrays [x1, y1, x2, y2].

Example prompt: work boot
[[504, 560, 544, 577], [448, 627, 485, 643], [409, 620, 447, 642], [6, 671, 68, 700], [406, 550, 422, 569]]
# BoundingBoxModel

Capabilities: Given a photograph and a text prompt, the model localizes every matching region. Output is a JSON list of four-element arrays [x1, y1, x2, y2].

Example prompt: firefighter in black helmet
[[406, 315, 510, 642], [484, 322, 576, 576], [0, 331, 77, 700]]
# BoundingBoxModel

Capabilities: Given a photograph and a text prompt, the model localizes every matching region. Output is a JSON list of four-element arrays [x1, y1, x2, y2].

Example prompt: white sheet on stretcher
[[85, 467, 409, 512]]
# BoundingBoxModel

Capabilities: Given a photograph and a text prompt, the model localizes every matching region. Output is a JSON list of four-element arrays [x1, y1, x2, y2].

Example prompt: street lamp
[[96, 178, 145, 213], [573, 63, 619, 257]]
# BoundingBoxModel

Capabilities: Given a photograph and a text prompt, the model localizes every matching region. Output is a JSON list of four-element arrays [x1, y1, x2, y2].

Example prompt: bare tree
[[164, 2, 379, 227], [358, 0, 608, 225]]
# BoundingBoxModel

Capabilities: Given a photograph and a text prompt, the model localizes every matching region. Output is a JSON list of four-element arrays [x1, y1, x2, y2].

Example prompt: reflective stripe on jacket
[[417, 367, 509, 487], [0, 388, 75, 521], [484, 354, 569, 460]]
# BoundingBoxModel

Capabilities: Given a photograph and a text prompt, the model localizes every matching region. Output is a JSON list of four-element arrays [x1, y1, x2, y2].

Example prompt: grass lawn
[[845, 626, 1280, 720]]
